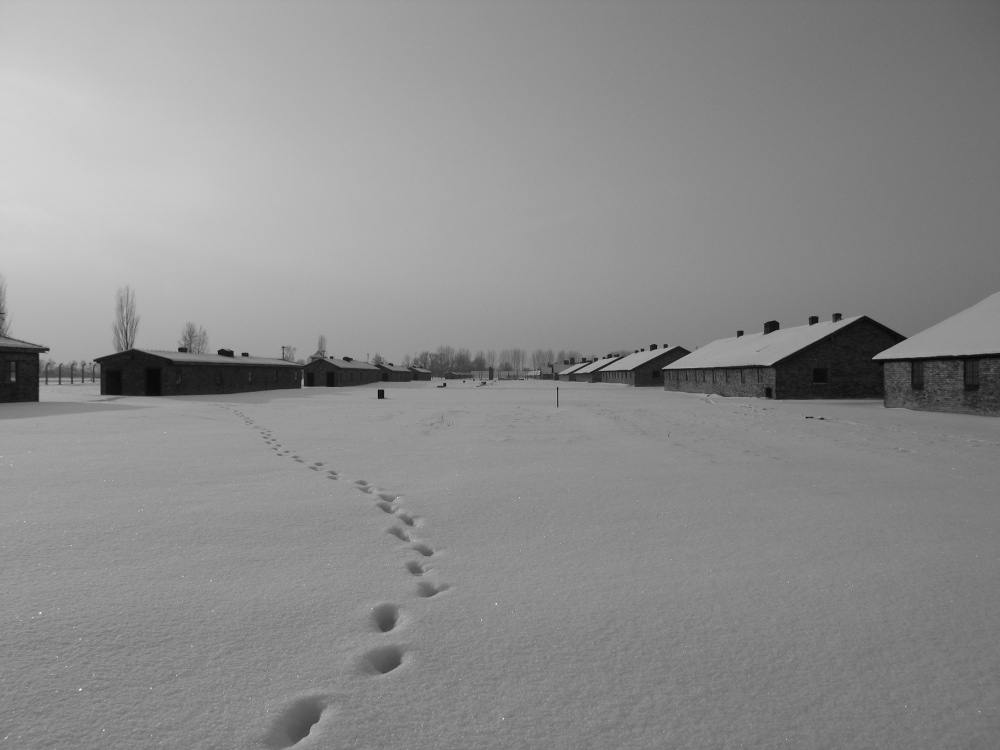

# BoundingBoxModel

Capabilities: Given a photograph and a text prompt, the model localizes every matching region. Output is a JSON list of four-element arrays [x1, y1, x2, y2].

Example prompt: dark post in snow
[[58, 364, 62, 385], [45, 362, 49, 385], [557, 386, 559, 408], [70, 363, 75, 384], [378, 389, 385, 399]]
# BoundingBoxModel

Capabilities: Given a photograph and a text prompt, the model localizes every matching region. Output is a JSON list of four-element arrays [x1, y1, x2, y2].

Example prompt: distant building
[[302, 356, 380, 387], [94, 348, 301, 396], [602, 345, 689, 387], [409, 366, 433, 381], [376, 363, 413, 382], [874, 292, 999, 416], [556, 360, 590, 381], [664, 314, 903, 399], [570, 355, 624, 383], [1, 335, 50, 403]]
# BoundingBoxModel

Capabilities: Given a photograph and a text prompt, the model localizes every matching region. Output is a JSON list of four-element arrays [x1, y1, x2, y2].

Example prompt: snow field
[[2, 381, 999, 749]]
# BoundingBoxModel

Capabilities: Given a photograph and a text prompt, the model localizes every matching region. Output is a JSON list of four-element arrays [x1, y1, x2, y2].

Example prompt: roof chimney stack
[[832, 313, 842, 322], [650, 344, 657, 351], [763, 321, 780, 335], [736, 331, 743, 338], [178, 347, 188, 353], [217, 348, 234, 357], [242, 352, 250, 357], [808, 316, 818, 326]]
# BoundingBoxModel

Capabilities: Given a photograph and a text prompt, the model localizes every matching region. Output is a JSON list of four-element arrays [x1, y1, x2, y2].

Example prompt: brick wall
[[0, 353, 42, 402], [664, 367, 776, 397], [884, 358, 999, 416], [776, 319, 901, 399]]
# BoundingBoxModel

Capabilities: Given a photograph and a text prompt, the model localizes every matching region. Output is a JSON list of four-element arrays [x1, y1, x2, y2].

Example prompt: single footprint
[[370, 603, 401, 633], [410, 543, 434, 557], [395, 512, 417, 527], [416, 581, 450, 598], [377, 492, 399, 503], [387, 526, 411, 542], [356, 485, 375, 495], [264, 694, 329, 749], [361, 645, 404, 675], [375, 501, 397, 514], [404, 560, 427, 576]]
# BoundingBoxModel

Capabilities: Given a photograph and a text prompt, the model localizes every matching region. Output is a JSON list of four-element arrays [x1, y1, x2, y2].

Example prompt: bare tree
[[281, 345, 296, 362], [485, 350, 497, 369], [0, 273, 10, 336], [317, 334, 327, 354], [401, 354, 411, 367], [112, 285, 140, 351], [371, 352, 385, 365], [178, 322, 209, 353]]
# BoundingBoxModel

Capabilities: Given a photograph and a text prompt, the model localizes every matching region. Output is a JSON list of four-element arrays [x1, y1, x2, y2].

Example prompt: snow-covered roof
[[318, 357, 379, 370], [572, 355, 624, 374], [0, 335, 49, 352], [873, 291, 1000, 360], [664, 316, 871, 369], [377, 363, 412, 373], [556, 361, 590, 376], [409, 366, 431, 374], [95, 349, 300, 367], [603, 346, 686, 372]]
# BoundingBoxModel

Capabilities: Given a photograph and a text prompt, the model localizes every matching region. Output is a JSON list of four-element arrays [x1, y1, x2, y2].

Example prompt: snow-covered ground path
[[3, 381, 998, 749]]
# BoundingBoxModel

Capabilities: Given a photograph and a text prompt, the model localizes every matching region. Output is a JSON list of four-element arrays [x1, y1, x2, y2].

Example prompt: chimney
[[178, 347, 188, 353], [832, 313, 842, 322], [343, 356, 353, 362], [763, 321, 780, 335], [808, 316, 819, 326], [650, 344, 658, 351], [242, 352, 250, 357], [563, 359, 569, 365], [217, 348, 234, 357], [570, 357, 576, 364], [737, 331, 744, 338]]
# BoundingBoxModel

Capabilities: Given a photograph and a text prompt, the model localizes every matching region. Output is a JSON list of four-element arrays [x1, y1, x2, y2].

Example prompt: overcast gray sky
[[2, 0, 998, 364]]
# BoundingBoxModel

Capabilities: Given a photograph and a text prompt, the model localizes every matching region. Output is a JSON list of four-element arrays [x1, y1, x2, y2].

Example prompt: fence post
[[70, 363, 75, 384], [58, 364, 62, 384]]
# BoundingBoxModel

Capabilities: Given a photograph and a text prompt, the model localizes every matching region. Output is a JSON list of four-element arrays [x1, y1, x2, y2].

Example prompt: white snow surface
[[873, 291, 1000, 360], [3, 381, 999, 750]]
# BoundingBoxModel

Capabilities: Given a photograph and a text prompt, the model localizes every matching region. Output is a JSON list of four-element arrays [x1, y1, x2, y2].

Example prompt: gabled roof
[[95, 349, 300, 367], [314, 356, 379, 370], [664, 316, 890, 369], [604, 346, 687, 372], [377, 363, 412, 373], [573, 355, 624, 374], [409, 366, 432, 374], [874, 292, 1000, 360], [0, 335, 49, 352], [556, 361, 590, 376]]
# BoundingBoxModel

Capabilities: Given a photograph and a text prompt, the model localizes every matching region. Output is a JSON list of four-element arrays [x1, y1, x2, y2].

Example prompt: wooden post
[[58, 364, 62, 384], [557, 386, 559, 408]]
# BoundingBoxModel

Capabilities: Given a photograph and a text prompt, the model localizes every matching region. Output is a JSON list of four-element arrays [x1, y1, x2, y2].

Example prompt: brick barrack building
[[874, 291, 999, 416], [602, 346, 690, 387], [1, 335, 49, 403], [302, 356, 381, 387], [663, 314, 904, 399], [95, 348, 301, 396]]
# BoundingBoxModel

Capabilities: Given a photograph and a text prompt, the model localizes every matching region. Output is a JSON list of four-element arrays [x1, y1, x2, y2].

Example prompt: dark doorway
[[105, 370, 123, 395], [305, 372, 315, 387], [326, 372, 335, 387], [145, 368, 162, 396], [765, 386, 773, 399]]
